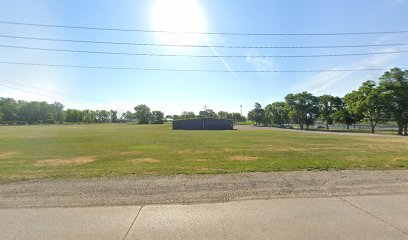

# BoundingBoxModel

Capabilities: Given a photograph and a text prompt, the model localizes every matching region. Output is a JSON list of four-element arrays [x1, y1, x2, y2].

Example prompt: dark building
[[172, 118, 234, 130]]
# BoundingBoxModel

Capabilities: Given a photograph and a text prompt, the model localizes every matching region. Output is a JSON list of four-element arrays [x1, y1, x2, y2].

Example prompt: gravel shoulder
[[1, 170, 407, 209]]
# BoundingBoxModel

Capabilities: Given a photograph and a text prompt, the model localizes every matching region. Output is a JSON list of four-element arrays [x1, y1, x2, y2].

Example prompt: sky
[[0, 0, 408, 116]]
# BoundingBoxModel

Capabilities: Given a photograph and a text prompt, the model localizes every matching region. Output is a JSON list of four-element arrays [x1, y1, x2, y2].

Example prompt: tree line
[[170, 109, 246, 123], [121, 104, 165, 124], [0, 100, 247, 125], [121, 105, 247, 124], [0, 98, 120, 124], [0, 100, 165, 125], [247, 68, 408, 135]]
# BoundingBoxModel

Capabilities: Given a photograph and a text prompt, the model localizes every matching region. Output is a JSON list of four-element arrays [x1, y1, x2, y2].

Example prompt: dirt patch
[[185, 159, 208, 162], [229, 155, 259, 161], [344, 156, 363, 161], [259, 145, 361, 153], [0, 152, 18, 159], [176, 150, 189, 154], [193, 167, 213, 172], [223, 148, 249, 152], [362, 137, 408, 144], [177, 150, 207, 154], [120, 151, 142, 156], [259, 146, 308, 152], [131, 158, 160, 163], [308, 144, 336, 147], [35, 156, 97, 166], [365, 143, 408, 151], [391, 157, 408, 162]]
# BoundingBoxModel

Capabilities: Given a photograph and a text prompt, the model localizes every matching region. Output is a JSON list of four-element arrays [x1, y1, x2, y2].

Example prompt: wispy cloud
[[245, 50, 276, 72], [293, 54, 397, 96], [293, 42, 403, 96]]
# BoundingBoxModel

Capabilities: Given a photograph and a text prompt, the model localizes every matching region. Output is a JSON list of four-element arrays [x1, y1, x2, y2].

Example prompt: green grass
[[0, 124, 407, 182]]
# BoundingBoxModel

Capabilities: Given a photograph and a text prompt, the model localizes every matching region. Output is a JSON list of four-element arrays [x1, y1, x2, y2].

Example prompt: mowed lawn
[[1, 124, 408, 182]]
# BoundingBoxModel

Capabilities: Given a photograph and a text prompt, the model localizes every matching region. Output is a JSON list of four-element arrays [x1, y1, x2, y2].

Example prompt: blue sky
[[1, 0, 408, 115]]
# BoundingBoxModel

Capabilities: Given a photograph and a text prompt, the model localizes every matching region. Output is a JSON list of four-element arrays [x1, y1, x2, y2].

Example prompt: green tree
[[379, 68, 408, 135], [180, 111, 196, 119], [332, 99, 362, 129], [318, 95, 342, 129], [134, 104, 152, 124], [345, 81, 385, 133], [232, 112, 246, 123], [110, 110, 118, 123], [151, 111, 164, 124], [285, 92, 319, 129], [16, 100, 30, 123], [265, 102, 289, 126], [65, 109, 82, 123], [198, 109, 218, 118], [98, 110, 110, 123], [217, 111, 233, 119], [121, 111, 134, 121], [82, 109, 96, 123], [247, 102, 265, 126], [0, 97, 18, 121], [51, 102, 65, 123], [15, 101, 57, 124]]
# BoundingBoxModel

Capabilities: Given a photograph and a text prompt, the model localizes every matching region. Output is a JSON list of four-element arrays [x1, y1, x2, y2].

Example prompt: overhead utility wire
[[1, 20, 408, 36], [1, 44, 408, 58], [1, 34, 408, 49], [1, 80, 119, 105], [0, 82, 107, 106], [0, 61, 390, 73], [0, 82, 55, 99], [0, 44, 408, 58]]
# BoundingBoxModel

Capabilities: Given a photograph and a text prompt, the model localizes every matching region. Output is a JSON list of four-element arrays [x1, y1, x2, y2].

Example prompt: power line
[[1, 80, 118, 105], [0, 61, 390, 73], [1, 20, 408, 36], [0, 82, 56, 99], [1, 44, 408, 58], [1, 34, 408, 49], [0, 82, 102, 106]]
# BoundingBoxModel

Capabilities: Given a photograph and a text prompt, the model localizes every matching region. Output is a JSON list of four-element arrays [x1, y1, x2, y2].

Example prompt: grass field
[[1, 124, 408, 182]]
